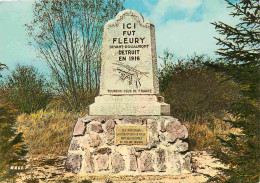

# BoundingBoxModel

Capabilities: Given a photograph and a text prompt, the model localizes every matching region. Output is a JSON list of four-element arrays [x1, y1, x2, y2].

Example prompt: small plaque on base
[[115, 125, 147, 145]]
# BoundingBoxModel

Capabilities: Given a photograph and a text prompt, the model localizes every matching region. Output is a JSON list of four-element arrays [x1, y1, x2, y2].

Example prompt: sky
[[0, 0, 238, 78]]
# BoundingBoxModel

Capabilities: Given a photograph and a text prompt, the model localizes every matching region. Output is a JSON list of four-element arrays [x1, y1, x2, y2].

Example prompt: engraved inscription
[[115, 125, 147, 145], [100, 9, 159, 95]]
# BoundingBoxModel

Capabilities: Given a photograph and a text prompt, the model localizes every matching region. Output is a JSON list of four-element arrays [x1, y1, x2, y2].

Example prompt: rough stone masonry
[[66, 9, 191, 176]]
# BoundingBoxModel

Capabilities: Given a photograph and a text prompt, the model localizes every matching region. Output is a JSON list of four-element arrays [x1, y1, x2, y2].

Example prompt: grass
[[184, 113, 238, 151], [15, 107, 237, 155], [16, 109, 79, 155]]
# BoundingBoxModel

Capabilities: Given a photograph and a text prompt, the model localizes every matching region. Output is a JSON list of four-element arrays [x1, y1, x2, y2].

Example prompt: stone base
[[65, 116, 191, 175], [89, 95, 170, 116]]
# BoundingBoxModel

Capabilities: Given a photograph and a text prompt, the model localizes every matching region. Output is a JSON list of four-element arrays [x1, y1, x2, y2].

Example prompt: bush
[[159, 52, 241, 123], [0, 102, 26, 180], [16, 109, 78, 155], [0, 63, 26, 180], [5, 64, 52, 114]]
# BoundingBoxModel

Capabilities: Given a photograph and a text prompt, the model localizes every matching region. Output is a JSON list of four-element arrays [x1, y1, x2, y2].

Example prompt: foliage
[[5, 64, 52, 114], [0, 63, 26, 180], [16, 109, 78, 155], [26, 0, 124, 111], [159, 51, 240, 123], [210, 0, 260, 182], [0, 63, 8, 78], [184, 114, 238, 151], [0, 102, 26, 181]]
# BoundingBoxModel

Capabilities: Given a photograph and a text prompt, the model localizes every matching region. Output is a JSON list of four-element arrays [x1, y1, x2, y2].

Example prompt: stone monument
[[89, 9, 170, 116], [65, 9, 191, 176]]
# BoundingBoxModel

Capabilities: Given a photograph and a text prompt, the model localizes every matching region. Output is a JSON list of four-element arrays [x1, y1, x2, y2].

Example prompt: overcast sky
[[0, 0, 237, 78]]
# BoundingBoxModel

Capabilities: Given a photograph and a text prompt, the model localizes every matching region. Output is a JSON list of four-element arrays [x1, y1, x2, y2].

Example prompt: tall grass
[[16, 110, 78, 155], [15, 108, 237, 155], [184, 113, 238, 151]]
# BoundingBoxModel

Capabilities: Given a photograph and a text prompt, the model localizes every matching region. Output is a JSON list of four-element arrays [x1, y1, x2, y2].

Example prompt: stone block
[[88, 121, 103, 133], [104, 119, 115, 145], [89, 95, 170, 116], [147, 119, 159, 148], [156, 149, 167, 172], [69, 139, 80, 151], [94, 148, 112, 155], [165, 119, 188, 142], [105, 119, 115, 132], [116, 117, 143, 125], [168, 150, 181, 173], [65, 154, 82, 173], [73, 120, 86, 136], [173, 139, 189, 152], [111, 152, 125, 173], [129, 154, 137, 171], [139, 152, 154, 172], [181, 152, 192, 172], [160, 118, 166, 132], [79, 116, 93, 123], [85, 151, 94, 173], [88, 133, 101, 147], [95, 154, 109, 171]]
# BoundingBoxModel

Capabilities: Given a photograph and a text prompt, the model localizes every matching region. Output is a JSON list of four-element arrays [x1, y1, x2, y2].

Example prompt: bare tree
[[26, 0, 124, 110]]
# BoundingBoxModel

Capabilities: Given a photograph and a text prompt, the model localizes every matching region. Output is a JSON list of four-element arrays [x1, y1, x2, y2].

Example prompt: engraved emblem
[[113, 62, 148, 88]]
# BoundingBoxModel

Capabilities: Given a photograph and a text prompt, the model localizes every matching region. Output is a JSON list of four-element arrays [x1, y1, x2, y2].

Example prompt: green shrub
[[210, 0, 260, 181], [5, 64, 52, 114], [159, 52, 240, 123], [0, 63, 26, 181], [0, 102, 26, 180]]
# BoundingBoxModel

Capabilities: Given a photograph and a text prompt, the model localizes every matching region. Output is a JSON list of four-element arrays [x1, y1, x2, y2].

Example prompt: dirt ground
[[6, 151, 226, 183]]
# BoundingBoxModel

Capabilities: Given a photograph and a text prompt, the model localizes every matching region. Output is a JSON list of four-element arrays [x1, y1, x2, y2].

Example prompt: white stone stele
[[89, 9, 170, 116]]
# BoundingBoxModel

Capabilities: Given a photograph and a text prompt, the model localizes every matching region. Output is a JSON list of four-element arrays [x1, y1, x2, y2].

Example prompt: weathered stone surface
[[118, 117, 143, 125], [79, 116, 93, 123], [173, 139, 189, 152], [67, 115, 191, 175], [129, 148, 138, 171], [104, 119, 115, 145], [65, 154, 82, 173], [165, 119, 188, 142], [88, 133, 101, 147], [88, 121, 103, 133], [85, 151, 94, 173], [105, 119, 115, 131], [94, 148, 111, 155], [111, 153, 125, 173], [73, 120, 86, 136], [95, 154, 109, 171], [129, 154, 137, 171], [181, 152, 192, 172], [168, 150, 181, 173], [160, 118, 166, 132], [156, 149, 167, 172], [147, 119, 159, 148], [139, 152, 154, 172], [69, 139, 80, 151]]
